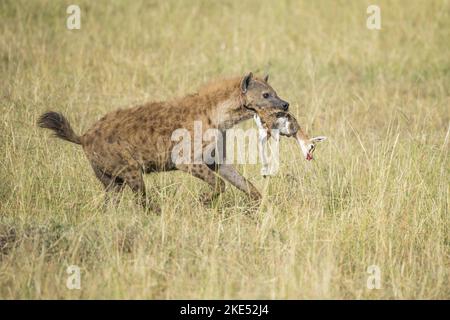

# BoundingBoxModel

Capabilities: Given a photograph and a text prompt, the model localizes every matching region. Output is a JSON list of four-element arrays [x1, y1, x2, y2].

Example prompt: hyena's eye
[[262, 92, 270, 99]]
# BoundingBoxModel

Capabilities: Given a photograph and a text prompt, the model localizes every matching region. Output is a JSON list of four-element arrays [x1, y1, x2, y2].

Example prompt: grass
[[0, 0, 449, 299]]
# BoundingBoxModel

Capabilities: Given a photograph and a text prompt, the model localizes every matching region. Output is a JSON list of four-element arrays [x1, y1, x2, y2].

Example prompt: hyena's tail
[[38, 111, 81, 145]]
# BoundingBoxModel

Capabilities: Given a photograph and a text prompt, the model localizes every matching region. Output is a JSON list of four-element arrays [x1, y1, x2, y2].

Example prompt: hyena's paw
[[199, 192, 219, 206], [141, 199, 161, 214], [243, 200, 261, 217], [249, 190, 262, 203]]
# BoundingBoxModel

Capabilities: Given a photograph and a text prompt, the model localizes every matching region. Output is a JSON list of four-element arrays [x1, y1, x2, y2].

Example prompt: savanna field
[[0, 0, 449, 299]]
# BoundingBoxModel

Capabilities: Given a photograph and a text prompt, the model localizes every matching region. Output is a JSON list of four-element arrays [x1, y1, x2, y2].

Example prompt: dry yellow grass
[[0, 0, 449, 299]]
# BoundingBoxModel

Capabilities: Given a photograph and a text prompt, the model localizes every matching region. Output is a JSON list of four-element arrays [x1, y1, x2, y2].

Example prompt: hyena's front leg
[[217, 164, 261, 201], [176, 163, 226, 204], [213, 129, 261, 201]]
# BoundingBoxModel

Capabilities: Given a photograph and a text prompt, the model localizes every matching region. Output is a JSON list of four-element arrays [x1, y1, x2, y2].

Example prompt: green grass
[[0, 0, 449, 299]]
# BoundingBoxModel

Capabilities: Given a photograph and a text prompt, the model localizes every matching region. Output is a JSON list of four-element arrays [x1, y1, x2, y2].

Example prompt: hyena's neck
[[211, 91, 254, 130]]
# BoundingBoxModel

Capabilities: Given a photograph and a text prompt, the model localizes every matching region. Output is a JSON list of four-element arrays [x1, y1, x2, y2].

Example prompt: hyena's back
[[81, 102, 195, 175]]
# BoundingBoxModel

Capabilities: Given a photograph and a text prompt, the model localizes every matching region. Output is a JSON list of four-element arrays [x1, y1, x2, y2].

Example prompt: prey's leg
[[254, 115, 271, 177]]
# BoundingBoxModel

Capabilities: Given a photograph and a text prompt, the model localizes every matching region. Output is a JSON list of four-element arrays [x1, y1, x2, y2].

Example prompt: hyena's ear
[[263, 74, 269, 83], [240, 72, 253, 93], [311, 136, 327, 143]]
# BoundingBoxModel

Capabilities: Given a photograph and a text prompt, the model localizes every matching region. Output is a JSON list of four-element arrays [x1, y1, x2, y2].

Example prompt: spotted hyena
[[38, 72, 289, 211]]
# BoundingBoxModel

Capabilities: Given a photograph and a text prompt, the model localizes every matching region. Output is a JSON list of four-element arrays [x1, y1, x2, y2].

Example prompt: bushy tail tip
[[38, 111, 81, 145]]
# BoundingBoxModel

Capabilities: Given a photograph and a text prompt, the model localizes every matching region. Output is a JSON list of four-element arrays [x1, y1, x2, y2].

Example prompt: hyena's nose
[[282, 102, 289, 111]]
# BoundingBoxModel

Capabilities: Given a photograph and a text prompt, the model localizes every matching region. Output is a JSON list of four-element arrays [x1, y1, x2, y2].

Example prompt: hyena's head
[[240, 72, 289, 112]]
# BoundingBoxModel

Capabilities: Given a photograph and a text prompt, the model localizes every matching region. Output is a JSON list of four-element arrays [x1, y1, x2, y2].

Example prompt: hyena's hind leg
[[91, 165, 125, 207], [121, 166, 161, 213], [92, 162, 159, 213]]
